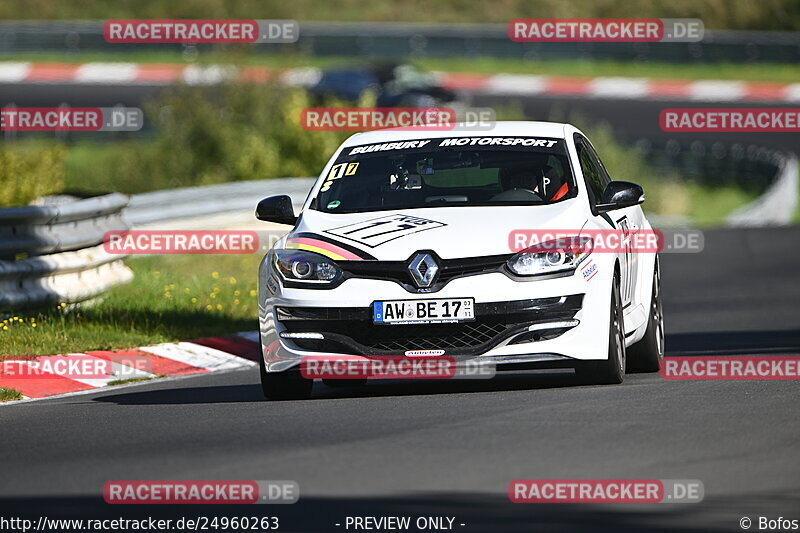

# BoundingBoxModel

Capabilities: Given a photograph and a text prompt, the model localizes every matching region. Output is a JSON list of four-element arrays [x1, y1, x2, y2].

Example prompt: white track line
[[74, 62, 139, 84], [485, 74, 546, 95], [590, 77, 650, 99], [0, 62, 31, 83], [689, 80, 746, 101]]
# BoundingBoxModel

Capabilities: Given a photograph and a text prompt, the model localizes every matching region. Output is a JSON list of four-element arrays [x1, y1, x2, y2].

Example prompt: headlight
[[507, 236, 593, 276], [273, 249, 342, 284]]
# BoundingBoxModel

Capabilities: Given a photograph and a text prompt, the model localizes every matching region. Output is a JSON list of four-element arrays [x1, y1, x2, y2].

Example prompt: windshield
[[311, 136, 575, 213]]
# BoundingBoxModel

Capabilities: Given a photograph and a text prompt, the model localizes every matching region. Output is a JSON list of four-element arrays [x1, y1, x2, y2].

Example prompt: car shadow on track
[[91, 370, 612, 405], [91, 383, 265, 405], [96, 325, 798, 406], [667, 329, 800, 356]]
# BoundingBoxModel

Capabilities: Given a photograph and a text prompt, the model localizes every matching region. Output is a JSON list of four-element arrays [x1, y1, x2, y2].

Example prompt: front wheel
[[576, 277, 626, 385], [628, 258, 665, 372], [323, 379, 368, 388], [259, 354, 313, 400]]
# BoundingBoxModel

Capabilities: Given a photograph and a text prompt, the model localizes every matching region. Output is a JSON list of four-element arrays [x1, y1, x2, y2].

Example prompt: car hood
[[287, 203, 587, 261]]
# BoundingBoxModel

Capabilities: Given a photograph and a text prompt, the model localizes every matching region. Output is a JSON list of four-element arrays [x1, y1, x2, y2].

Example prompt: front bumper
[[276, 295, 583, 356], [259, 257, 616, 373]]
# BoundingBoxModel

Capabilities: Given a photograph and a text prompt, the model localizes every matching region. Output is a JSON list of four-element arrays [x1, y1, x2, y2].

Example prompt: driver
[[498, 164, 568, 201], [499, 166, 539, 193]]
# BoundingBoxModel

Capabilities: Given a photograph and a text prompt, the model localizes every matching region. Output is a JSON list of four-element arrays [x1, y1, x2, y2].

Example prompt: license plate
[[373, 298, 475, 325]]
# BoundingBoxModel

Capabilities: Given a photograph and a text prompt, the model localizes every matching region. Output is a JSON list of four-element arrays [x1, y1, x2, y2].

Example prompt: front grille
[[371, 321, 507, 352], [278, 295, 582, 356], [339, 253, 511, 292]]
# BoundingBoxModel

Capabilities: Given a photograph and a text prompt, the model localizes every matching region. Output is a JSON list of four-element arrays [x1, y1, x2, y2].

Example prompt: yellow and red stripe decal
[[285, 237, 364, 261]]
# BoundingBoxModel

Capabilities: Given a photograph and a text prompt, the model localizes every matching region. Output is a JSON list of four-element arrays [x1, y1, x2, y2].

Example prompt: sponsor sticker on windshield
[[325, 214, 446, 247], [320, 162, 359, 192], [347, 137, 562, 156]]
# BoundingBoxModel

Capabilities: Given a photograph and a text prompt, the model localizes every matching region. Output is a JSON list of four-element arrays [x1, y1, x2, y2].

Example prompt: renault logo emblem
[[409, 253, 439, 288]]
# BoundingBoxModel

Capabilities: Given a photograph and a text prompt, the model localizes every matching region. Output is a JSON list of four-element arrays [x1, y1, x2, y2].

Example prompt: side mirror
[[596, 181, 645, 213], [255, 195, 297, 225]]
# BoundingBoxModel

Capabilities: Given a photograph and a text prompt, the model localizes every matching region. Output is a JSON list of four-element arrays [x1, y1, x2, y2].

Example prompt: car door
[[574, 134, 641, 311]]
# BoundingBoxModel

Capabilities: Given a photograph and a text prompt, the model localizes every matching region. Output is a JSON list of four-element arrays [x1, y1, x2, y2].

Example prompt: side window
[[575, 136, 605, 205], [584, 141, 612, 185]]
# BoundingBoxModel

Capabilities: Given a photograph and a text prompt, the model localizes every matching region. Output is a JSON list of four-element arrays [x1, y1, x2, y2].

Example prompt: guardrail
[[0, 21, 797, 64], [728, 154, 799, 226], [125, 177, 314, 226], [0, 193, 133, 311], [0, 179, 316, 312], [632, 139, 788, 189]]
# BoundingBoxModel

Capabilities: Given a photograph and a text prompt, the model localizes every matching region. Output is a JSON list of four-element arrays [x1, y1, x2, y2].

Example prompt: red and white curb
[[0, 331, 260, 404], [437, 72, 800, 102], [0, 61, 797, 103], [0, 62, 274, 86]]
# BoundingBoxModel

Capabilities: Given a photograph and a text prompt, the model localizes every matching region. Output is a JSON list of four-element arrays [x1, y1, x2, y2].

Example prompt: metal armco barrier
[[0, 193, 129, 256], [0, 193, 132, 311], [125, 177, 314, 225], [727, 154, 799, 226], [0, 179, 316, 311]]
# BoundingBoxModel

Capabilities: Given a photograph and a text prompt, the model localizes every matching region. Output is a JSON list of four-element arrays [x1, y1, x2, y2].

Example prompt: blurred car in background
[[305, 62, 456, 107]]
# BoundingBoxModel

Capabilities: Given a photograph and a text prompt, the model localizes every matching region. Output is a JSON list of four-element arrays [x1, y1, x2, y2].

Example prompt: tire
[[628, 258, 665, 372], [576, 277, 626, 385], [259, 353, 313, 400], [323, 379, 368, 388]]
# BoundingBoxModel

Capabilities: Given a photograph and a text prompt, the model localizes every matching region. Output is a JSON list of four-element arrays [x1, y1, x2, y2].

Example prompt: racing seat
[[536, 165, 570, 202]]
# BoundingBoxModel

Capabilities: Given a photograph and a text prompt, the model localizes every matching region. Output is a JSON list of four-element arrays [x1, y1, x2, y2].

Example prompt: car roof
[[341, 121, 572, 147]]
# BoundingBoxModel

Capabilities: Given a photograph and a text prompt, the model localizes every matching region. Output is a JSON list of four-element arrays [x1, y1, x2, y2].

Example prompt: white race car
[[256, 121, 664, 399]]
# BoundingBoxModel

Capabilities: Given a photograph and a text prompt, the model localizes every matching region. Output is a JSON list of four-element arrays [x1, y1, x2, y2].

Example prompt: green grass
[[0, 387, 23, 402], [107, 377, 156, 386], [794, 180, 800, 224], [1, 253, 263, 356], [1, 0, 799, 30], [791, 165, 800, 224], [63, 141, 161, 194], [686, 182, 761, 227], [5, 51, 800, 83]]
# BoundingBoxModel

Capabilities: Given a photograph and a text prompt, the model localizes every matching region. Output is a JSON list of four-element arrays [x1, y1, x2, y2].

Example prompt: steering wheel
[[490, 188, 543, 202]]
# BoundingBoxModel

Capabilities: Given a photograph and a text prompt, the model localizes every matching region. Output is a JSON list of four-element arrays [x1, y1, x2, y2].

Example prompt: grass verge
[[107, 377, 157, 386], [687, 183, 761, 227], [1, 0, 798, 31], [0, 387, 23, 402], [1, 253, 263, 356]]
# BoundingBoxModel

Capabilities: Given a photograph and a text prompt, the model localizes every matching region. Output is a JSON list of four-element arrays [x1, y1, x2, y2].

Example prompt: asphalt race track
[[1, 227, 798, 532]]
